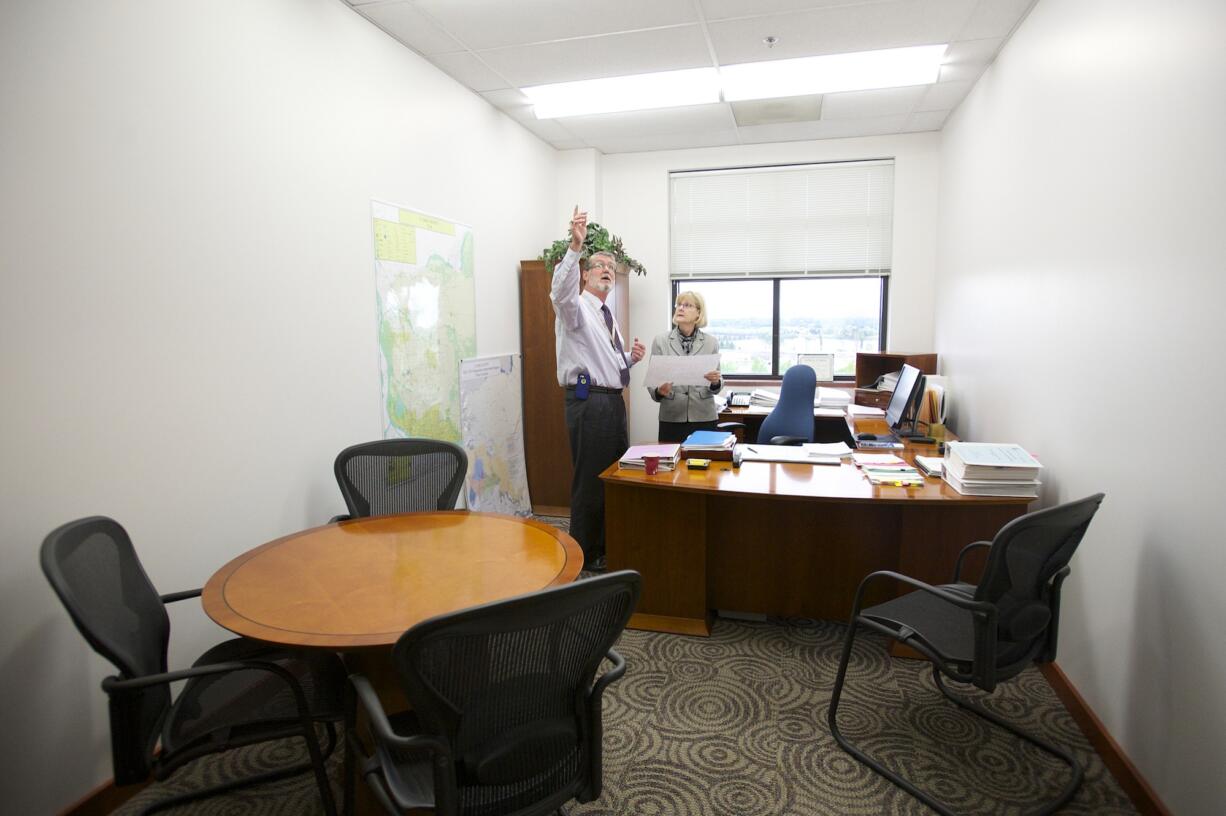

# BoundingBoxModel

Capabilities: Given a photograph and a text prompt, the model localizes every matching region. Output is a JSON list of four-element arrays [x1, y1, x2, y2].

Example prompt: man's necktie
[[602, 304, 630, 387]]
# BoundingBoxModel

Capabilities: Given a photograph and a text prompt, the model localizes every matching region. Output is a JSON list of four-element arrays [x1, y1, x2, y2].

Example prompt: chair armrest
[[329, 514, 353, 524], [159, 588, 203, 604], [953, 541, 992, 583], [769, 435, 807, 446], [852, 571, 997, 618], [591, 648, 627, 702], [103, 659, 320, 724], [348, 674, 448, 754]]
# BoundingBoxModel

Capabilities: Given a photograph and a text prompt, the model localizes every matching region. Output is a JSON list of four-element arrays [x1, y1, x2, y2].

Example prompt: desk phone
[[729, 392, 751, 407]]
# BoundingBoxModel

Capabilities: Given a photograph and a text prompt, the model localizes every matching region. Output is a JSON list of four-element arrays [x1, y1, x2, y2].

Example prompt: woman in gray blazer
[[647, 290, 723, 443]]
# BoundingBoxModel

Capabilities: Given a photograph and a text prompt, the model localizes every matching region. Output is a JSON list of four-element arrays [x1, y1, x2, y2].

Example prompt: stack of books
[[815, 387, 852, 408], [619, 443, 681, 471], [851, 452, 925, 487], [681, 430, 736, 460], [943, 442, 1043, 497]]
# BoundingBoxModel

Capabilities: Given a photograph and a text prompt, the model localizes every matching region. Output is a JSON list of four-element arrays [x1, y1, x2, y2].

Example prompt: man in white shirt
[[551, 206, 645, 570]]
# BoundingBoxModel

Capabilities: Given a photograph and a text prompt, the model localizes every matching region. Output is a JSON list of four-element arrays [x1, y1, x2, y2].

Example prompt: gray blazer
[[647, 328, 723, 423]]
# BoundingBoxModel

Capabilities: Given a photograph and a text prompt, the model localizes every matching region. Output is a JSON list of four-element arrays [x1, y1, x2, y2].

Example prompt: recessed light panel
[[721, 45, 947, 102], [524, 68, 722, 119]]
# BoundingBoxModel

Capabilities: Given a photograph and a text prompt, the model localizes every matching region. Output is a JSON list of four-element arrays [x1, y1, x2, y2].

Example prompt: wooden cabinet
[[854, 352, 937, 408], [519, 259, 630, 515]]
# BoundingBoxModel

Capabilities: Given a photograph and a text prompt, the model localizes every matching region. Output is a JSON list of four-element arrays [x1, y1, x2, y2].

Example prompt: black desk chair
[[41, 516, 346, 815], [757, 365, 817, 445], [827, 493, 1106, 816], [334, 438, 468, 521], [349, 571, 641, 816]]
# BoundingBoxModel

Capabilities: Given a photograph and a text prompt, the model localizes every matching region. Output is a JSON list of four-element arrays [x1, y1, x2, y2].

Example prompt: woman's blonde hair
[[674, 290, 708, 329]]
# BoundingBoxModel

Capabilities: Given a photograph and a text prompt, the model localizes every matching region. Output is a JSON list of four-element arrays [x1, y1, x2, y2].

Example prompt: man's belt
[[566, 384, 622, 394]]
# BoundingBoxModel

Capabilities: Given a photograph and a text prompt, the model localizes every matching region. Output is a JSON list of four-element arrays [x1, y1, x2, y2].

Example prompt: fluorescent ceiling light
[[524, 68, 721, 119], [720, 44, 947, 101]]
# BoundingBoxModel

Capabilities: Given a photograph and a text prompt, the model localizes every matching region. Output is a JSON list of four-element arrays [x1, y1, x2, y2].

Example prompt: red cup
[[643, 455, 659, 475]]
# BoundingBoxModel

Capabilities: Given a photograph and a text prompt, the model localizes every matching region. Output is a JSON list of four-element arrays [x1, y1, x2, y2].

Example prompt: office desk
[[601, 430, 1029, 636]]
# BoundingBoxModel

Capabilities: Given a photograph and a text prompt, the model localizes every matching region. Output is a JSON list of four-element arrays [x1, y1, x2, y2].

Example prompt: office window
[[670, 160, 892, 378], [672, 277, 885, 377]]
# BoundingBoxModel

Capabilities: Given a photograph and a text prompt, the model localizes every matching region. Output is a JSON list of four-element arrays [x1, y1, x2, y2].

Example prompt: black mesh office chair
[[333, 438, 468, 521], [350, 571, 641, 816], [40, 516, 346, 815], [827, 493, 1106, 816]]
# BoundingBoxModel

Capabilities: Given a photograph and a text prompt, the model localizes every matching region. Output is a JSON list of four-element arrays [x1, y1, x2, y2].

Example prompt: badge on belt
[[575, 371, 590, 400]]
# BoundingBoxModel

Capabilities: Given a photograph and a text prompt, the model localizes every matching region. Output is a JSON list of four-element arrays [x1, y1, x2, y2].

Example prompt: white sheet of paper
[[739, 444, 843, 465], [643, 353, 721, 387]]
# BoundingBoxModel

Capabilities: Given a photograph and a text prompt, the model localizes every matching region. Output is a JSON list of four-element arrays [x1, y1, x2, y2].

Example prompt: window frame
[[670, 275, 889, 381]]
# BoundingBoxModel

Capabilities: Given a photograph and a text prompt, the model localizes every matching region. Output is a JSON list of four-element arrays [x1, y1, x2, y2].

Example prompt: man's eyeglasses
[[588, 260, 616, 271]]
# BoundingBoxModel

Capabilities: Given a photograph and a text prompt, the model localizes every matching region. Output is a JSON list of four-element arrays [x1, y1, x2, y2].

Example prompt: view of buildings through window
[[674, 277, 884, 377]]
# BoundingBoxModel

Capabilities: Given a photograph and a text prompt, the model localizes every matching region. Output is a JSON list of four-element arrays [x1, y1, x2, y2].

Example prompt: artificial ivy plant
[[539, 221, 646, 276]]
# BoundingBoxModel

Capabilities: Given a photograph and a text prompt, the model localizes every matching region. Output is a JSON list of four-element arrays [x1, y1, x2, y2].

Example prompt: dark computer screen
[[884, 364, 925, 433]]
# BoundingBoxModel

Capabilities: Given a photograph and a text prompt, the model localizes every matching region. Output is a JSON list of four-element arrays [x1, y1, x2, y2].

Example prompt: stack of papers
[[739, 444, 843, 465], [619, 443, 681, 471], [914, 455, 944, 477], [942, 442, 1043, 497], [815, 387, 852, 408], [749, 388, 779, 408], [851, 452, 924, 486], [802, 442, 854, 458], [681, 430, 736, 452]]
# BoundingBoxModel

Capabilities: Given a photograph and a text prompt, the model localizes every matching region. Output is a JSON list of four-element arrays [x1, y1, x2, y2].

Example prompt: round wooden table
[[203, 511, 584, 650]]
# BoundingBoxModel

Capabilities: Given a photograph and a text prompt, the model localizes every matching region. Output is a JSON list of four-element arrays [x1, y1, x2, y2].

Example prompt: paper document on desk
[[740, 445, 843, 465], [846, 404, 885, 416], [643, 353, 721, 387]]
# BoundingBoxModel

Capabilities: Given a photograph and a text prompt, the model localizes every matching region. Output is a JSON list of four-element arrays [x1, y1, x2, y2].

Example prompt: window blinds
[[670, 160, 894, 278]]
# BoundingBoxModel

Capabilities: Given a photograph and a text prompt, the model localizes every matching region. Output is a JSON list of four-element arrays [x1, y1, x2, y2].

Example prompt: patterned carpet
[[113, 516, 1136, 815]]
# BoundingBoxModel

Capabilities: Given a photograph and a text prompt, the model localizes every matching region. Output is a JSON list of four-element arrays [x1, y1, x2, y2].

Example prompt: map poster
[[372, 201, 475, 442], [459, 354, 532, 516]]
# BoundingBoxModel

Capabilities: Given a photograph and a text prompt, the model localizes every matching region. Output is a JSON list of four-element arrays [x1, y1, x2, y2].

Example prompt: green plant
[[539, 221, 646, 275]]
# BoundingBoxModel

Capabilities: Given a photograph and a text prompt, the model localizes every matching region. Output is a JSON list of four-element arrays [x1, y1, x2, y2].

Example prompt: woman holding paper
[[647, 290, 723, 443]]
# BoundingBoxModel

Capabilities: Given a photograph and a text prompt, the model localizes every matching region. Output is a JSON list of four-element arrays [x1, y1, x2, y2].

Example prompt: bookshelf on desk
[[854, 351, 938, 408], [601, 416, 1027, 637]]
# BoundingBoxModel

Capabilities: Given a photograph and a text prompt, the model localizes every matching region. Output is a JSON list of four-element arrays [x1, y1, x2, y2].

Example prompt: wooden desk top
[[602, 420, 1028, 507], [203, 512, 583, 649]]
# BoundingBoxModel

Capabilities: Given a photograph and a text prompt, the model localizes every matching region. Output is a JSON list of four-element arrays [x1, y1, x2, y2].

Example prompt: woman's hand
[[704, 370, 721, 384], [657, 382, 672, 397]]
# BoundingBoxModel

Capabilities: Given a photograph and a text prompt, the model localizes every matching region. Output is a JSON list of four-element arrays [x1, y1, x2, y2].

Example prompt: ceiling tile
[[588, 129, 741, 154], [479, 25, 713, 87], [917, 79, 973, 111], [958, 0, 1035, 40], [413, 0, 699, 51], [558, 103, 735, 140], [735, 119, 827, 144], [904, 109, 950, 131], [938, 37, 1002, 82], [429, 52, 512, 92], [551, 138, 593, 150], [730, 94, 823, 126], [480, 88, 533, 109], [706, 0, 978, 65], [814, 114, 908, 138], [820, 85, 927, 119], [699, 0, 872, 21], [347, 0, 390, 5], [359, 2, 464, 55]]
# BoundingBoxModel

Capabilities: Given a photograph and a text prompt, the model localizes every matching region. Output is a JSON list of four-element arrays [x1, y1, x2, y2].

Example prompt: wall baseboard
[[59, 777, 145, 816], [1039, 662, 1171, 816]]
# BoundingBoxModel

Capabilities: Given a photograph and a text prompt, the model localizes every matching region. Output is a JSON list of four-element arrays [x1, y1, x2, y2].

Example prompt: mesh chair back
[[40, 516, 172, 782], [758, 364, 817, 444], [335, 438, 468, 518], [392, 571, 640, 816], [974, 493, 1105, 662]]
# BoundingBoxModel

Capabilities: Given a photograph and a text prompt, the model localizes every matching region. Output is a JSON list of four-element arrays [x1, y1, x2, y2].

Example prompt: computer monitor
[[884, 364, 925, 437]]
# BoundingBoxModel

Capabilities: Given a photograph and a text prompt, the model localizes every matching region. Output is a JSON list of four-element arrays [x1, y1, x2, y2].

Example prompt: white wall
[[0, 1, 557, 812], [935, 0, 1226, 812], [587, 135, 941, 443]]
